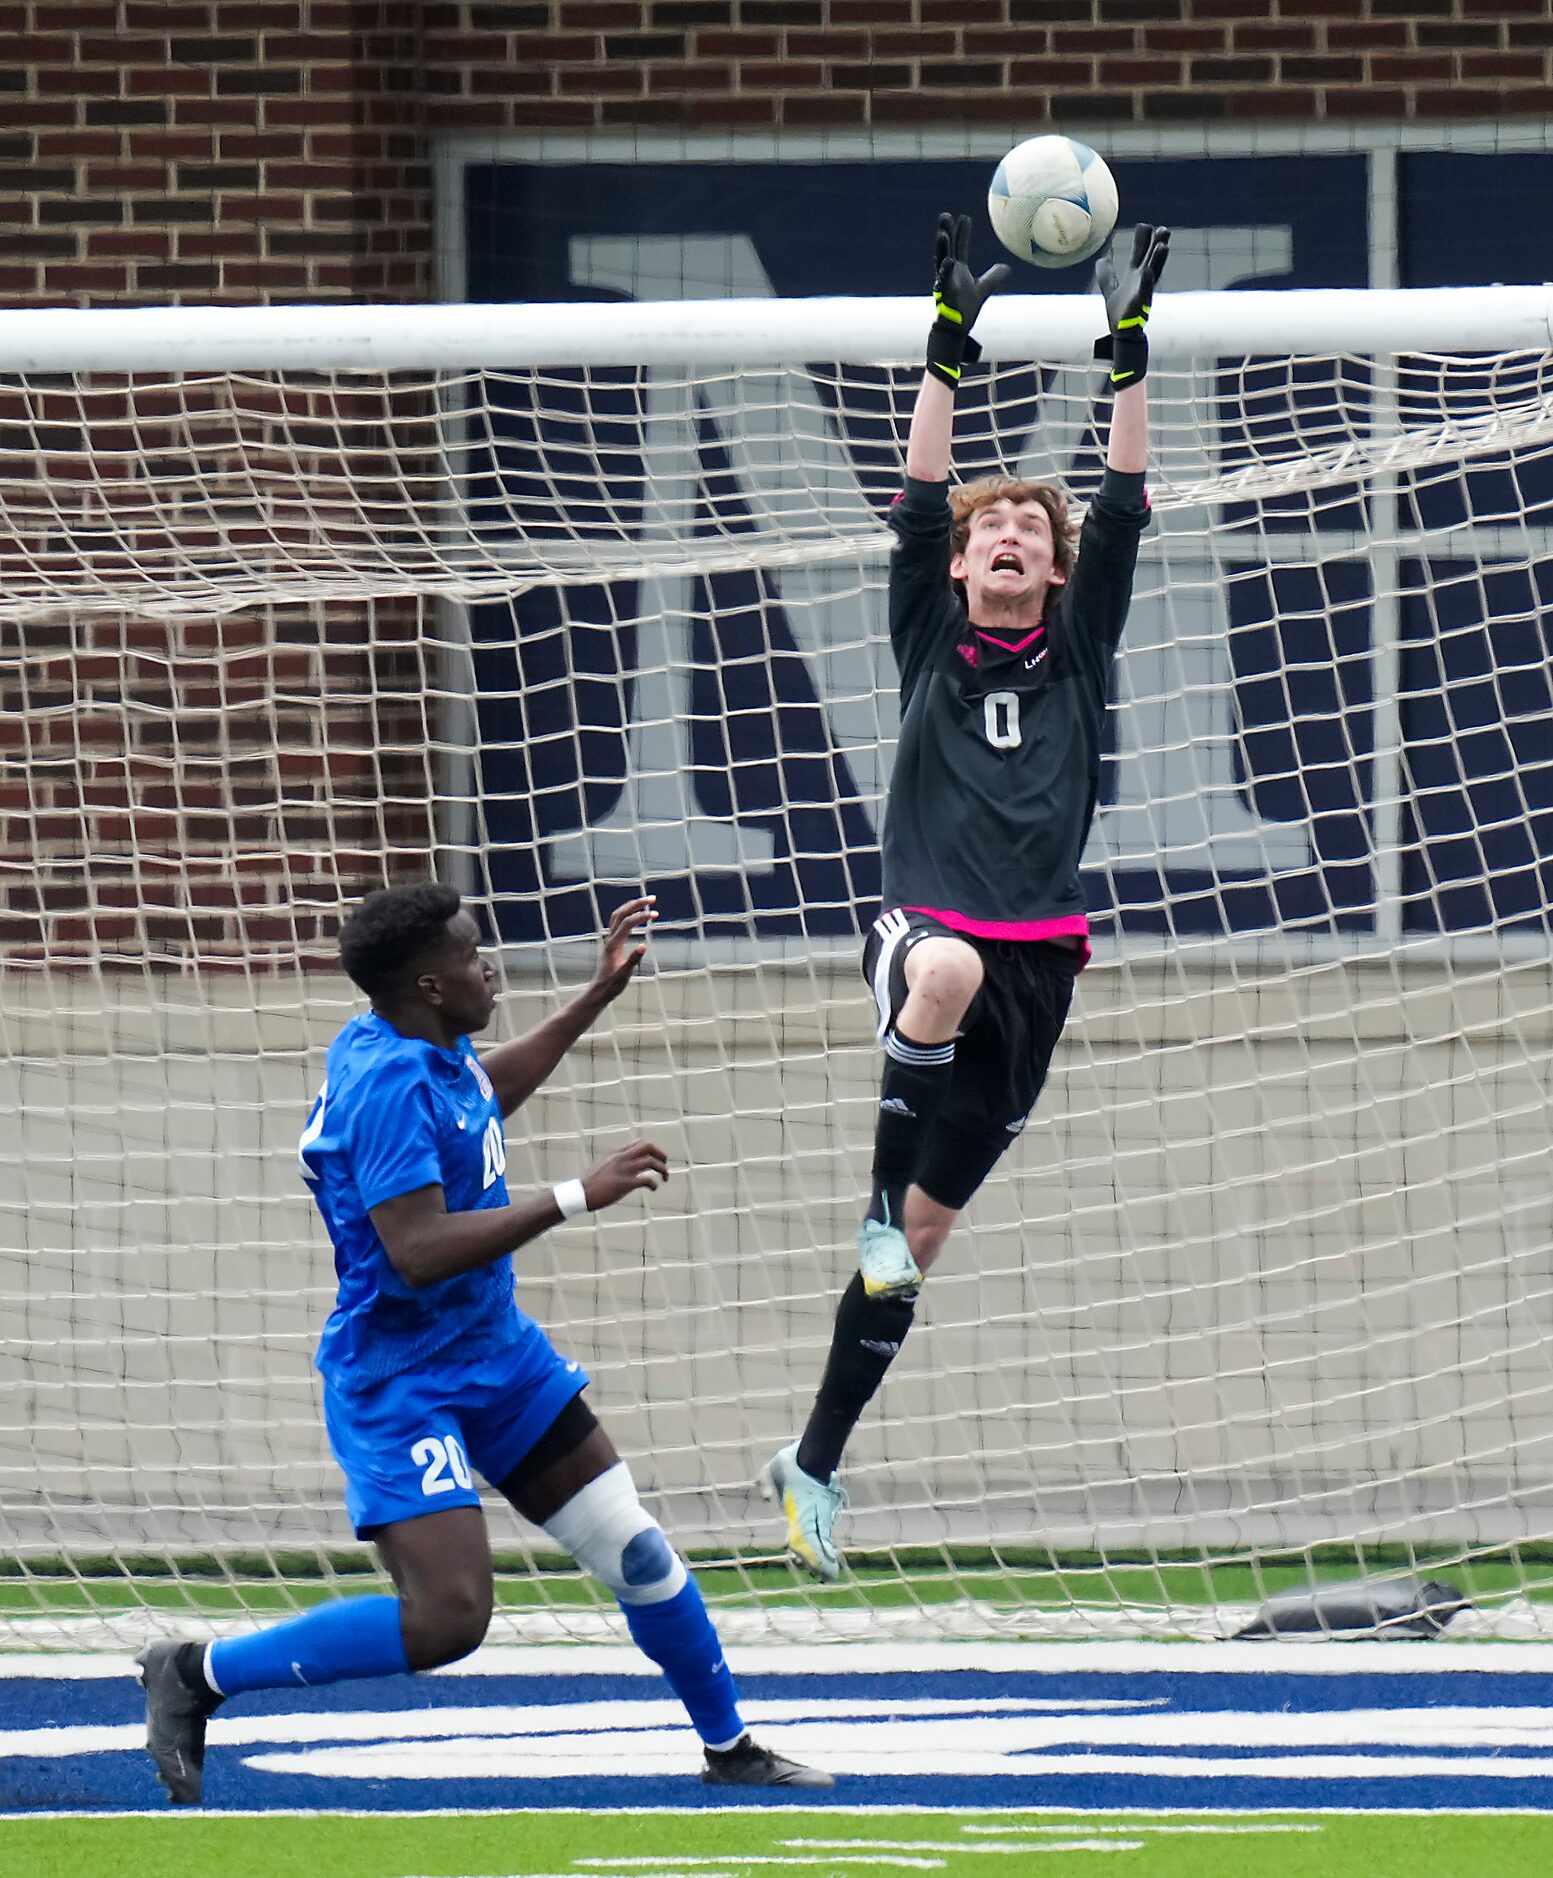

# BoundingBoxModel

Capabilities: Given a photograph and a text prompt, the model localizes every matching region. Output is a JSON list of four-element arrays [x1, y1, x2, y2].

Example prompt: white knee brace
[[541, 1461, 687, 1607]]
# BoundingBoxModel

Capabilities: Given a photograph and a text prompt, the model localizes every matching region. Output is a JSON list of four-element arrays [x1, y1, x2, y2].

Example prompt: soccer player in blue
[[136, 881, 829, 1802]]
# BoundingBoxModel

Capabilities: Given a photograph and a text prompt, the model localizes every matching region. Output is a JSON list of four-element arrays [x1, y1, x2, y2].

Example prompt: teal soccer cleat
[[857, 1216, 923, 1299], [759, 1441, 848, 1583]]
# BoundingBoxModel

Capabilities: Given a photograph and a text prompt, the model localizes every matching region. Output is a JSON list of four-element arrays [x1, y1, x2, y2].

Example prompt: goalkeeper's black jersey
[[880, 469, 1149, 943]]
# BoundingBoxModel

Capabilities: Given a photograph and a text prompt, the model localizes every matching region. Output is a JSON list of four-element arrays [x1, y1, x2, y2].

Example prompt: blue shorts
[[322, 1323, 589, 1537]]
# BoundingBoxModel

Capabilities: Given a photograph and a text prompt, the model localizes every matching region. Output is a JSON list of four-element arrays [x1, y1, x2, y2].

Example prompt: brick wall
[[2, 1, 1548, 965], [414, 0, 1553, 138], [6, 1, 1549, 312]]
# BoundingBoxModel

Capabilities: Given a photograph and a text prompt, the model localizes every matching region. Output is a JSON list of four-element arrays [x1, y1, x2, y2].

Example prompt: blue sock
[[621, 1578, 744, 1748], [207, 1593, 410, 1697]]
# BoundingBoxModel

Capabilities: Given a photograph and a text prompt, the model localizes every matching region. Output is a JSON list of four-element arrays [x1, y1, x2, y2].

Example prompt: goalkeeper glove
[[1093, 222, 1171, 390], [925, 211, 1010, 390]]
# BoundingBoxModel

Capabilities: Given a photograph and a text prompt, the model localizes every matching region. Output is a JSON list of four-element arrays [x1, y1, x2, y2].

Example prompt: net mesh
[[4, 335, 1553, 1646]]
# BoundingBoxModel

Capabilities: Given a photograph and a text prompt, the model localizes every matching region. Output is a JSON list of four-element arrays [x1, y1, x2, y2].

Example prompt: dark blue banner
[[458, 150, 1552, 947]]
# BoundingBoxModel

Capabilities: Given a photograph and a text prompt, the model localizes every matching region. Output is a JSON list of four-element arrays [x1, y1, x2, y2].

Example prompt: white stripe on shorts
[[870, 907, 912, 1042]]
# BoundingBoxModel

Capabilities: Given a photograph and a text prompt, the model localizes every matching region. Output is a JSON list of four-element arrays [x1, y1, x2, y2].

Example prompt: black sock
[[868, 1029, 955, 1228], [172, 1641, 221, 1707], [797, 1274, 918, 1481]]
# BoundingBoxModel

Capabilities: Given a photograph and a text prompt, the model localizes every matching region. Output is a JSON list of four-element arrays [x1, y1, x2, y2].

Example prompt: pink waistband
[[903, 905, 1093, 967]]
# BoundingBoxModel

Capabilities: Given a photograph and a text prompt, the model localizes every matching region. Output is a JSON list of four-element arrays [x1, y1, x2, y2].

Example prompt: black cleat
[[701, 1732, 834, 1789], [135, 1641, 223, 1805]]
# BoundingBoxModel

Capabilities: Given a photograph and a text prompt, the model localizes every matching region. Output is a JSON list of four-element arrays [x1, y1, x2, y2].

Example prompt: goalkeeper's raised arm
[[765, 211, 1170, 1588], [904, 211, 1009, 483], [1093, 220, 1170, 475]]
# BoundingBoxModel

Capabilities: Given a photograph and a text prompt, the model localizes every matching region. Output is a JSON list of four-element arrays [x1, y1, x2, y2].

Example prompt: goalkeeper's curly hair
[[339, 881, 463, 1001], [948, 477, 1080, 605]]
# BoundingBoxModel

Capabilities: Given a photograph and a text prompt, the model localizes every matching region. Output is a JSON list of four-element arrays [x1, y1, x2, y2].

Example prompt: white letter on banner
[[1080, 226, 1316, 872], [545, 232, 892, 882]]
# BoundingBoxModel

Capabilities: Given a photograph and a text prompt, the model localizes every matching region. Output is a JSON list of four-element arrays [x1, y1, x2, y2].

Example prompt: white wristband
[[553, 1178, 589, 1220]]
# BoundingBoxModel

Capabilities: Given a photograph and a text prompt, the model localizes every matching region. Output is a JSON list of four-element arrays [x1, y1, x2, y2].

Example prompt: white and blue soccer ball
[[987, 135, 1119, 270]]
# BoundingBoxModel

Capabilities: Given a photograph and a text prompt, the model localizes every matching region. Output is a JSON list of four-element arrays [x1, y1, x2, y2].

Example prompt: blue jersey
[[299, 1011, 523, 1392]]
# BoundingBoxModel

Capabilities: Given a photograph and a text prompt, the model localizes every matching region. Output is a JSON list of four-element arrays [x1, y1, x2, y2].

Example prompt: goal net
[[4, 289, 1553, 1646]]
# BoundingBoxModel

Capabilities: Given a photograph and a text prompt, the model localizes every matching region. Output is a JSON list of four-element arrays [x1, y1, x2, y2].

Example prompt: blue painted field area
[[7, 1641, 1553, 1816]]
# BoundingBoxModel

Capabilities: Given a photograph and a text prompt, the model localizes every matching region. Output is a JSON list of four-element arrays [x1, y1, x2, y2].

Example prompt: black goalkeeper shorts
[[862, 908, 1078, 1210]]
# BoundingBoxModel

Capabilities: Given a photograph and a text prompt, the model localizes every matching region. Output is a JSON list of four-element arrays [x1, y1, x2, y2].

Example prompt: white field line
[[958, 1823, 1324, 1835], [575, 1861, 944, 1871]]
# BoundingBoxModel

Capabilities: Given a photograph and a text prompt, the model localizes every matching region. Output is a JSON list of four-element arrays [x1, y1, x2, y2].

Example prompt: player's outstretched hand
[[1093, 223, 1170, 391], [933, 211, 1010, 333], [926, 211, 1009, 389], [591, 894, 657, 1002], [1096, 222, 1170, 330], [583, 1140, 670, 1210]]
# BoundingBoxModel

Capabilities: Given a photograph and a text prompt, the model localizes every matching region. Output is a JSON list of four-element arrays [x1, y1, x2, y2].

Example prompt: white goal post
[[3, 287, 1553, 1647]]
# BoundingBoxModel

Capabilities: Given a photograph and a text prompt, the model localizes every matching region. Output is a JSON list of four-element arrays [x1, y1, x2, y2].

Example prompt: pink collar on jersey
[[972, 622, 1046, 655]]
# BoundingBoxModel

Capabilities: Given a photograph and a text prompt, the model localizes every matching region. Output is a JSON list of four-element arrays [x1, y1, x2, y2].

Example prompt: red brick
[[34, 64, 121, 96], [1281, 54, 1363, 81], [172, 98, 262, 126], [738, 60, 826, 86], [597, 94, 692, 122], [557, 65, 629, 91], [33, 3, 120, 24], [829, 0, 919, 19], [84, 160, 171, 188], [106, 129, 215, 158], [1327, 19, 1408, 47], [1319, 85, 1410, 117], [1232, 21, 1313, 49], [647, 60, 734, 89], [919, 60, 1005, 86], [1415, 19, 1499, 45], [1141, 23, 1226, 49], [512, 31, 604, 56], [558, 0, 643, 19], [122, 1, 225, 24], [1412, 82, 1538, 112], [86, 228, 173, 259], [258, 32, 360, 60], [1061, 25, 1141, 50], [128, 65, 216, 96], [1099, 56, 1176, 83], [884, 27, 960, 54], [695, 28, 780, 52], [200, 2, 306, 24], [684, 93, 779, 124], [782, 30, 869, 55], [834, 60, 912, 87], [1367, 52, 1455, 78], [779, 90, 870, 123], [1460, 51, 1548, 77], [9, 34, 76, 61]]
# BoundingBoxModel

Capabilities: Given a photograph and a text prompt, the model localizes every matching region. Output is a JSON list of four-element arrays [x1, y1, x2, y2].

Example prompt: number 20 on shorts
[[412, 1433, 473, 1497]]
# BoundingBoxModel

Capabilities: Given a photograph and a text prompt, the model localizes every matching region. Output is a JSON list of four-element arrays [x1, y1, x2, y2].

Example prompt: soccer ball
[[987, 135, 1119, 270]]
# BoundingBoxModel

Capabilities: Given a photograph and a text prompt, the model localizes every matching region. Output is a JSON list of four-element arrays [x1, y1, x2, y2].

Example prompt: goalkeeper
[[765, 214, 1170, 1580]]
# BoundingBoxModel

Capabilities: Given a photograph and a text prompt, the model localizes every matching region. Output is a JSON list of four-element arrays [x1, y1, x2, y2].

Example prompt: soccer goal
[[4, 284, 1553, 1646]]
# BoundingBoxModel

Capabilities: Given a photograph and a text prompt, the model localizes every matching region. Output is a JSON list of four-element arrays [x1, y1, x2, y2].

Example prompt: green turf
[[2, 1548, 1552, 1626], [4, 1810, 1553, 1878]]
